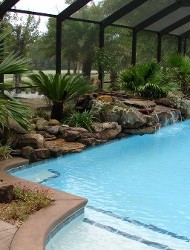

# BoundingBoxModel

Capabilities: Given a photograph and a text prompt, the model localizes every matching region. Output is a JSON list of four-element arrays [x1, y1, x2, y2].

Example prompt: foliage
[[27, 71, 94, 120], [119, 61, 177, 99], [33, 108, 50, 120], [0, 185, 52, 226], [0, 33, 32, 130], [165, 54, 190, 95], [65, 111, 94, 131], [0, 143, 12, 159]]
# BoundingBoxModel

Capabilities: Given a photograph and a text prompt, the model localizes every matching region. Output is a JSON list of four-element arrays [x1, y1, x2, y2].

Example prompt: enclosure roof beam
[[0, 0, 20, 17], [101, 0, 148, 28], [57, 0, 91, 21], [9, 9, 57, 18], [134, 1, 182, 32], [180, 29, 190, 38], [160, 15, 190, 35]]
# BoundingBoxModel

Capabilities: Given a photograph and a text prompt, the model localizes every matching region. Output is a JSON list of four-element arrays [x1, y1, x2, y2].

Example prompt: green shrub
[[165, 54, 190, 95], [65, 111, 94, 131], [118, 61, 177, 99], [0, 185, 52, 225], [33, 109, 50, 120], [0, 144, 12, 160]]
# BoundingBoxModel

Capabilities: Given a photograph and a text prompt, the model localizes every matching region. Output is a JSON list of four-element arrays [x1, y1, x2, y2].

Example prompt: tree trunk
[[14, 74, 21, 93], [110, 71, 118, 89], [82, 57, 93, 78], [73, 61, 77, 74], [67, 59, 71, 75], [51, 102, 64, 121]]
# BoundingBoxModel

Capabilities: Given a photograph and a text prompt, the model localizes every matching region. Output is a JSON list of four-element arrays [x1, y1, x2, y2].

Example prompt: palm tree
[[0, 34, 32, 130], [28, 71, 94, 121], [166, 54, 190, 95]]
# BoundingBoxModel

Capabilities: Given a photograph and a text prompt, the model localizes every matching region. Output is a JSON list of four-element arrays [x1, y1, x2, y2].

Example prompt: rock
[[168, 93, 190, 118], [61, 130, 81, 142], [8, 118, 27, 134], [123, 124, 160, 135], [17, 133, 45, 149], [48, 119, 60, 126], [11, 149, 21, 157], [21, 146, 37, 162], [75, 95, 93, 112], [123, 99, 156, 108], [91, 100, 147, 129], [120, 108, 147, 128], [69, 127, 89, 133], [97, 95, 114, 103], [36, 118, 49, 130], [79, 137, 96, 146], [153, 106, 181, 126], [48, 147, 62, 158], [36, 131, 56, 141], [34, 148, 51, 160], [92, 122, 122, 140], [154, 98, 173, 108], [45, 125, 60, 135], [0, 185, 14, 203], [59, 125, 70, 134], [46, 139, 86, 153]]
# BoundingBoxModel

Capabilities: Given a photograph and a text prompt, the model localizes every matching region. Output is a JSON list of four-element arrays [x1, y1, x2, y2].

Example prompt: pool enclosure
[[1, 0, 190, 87]]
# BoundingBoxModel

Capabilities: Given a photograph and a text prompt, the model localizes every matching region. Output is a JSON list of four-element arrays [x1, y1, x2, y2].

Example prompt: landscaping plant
[[165, 54, 190, 95], [66, 110, 94, 131], [27, 71, 94, 121], [0, 185, 52, 226], [0, 143, 12, 160], [118, 61, 177, 99], [0, 33, 32, 130]]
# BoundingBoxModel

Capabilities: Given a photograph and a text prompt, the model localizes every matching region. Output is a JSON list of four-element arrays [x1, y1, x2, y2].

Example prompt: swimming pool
[[10, 120, 190, 250]]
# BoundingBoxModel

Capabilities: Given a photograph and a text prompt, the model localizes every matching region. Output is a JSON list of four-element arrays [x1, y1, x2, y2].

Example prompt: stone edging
[[0, 157, 87, 250]]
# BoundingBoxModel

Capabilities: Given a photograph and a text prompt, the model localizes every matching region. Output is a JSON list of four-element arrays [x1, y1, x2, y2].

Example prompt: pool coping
[[0, 157, 88, 250]]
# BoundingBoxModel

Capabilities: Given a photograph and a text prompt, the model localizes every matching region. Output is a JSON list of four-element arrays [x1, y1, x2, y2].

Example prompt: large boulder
[[120, 107, 147, 128], [92, 122, 122, 140], [45, 125, 60, 135], [17, 133, 45, 149], [8, 118, 28, 134], [168, 93, 190, 118], [0, 184, 14, 203], [91, 100, 147, 129], [34, 148, 51, 160], [21, 146, 37, 162], [46, 139, 86, 153], [123, 124, 160, 135], [35, 118, 49, 130]]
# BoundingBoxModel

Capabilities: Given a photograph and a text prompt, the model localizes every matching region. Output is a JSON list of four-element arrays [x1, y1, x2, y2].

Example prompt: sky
[[13, 0, 100, 32]]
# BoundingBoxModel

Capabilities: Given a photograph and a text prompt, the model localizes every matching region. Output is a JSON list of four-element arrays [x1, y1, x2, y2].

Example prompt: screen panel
[[146, 7, 190, 32], [114, 0, 175, 27]]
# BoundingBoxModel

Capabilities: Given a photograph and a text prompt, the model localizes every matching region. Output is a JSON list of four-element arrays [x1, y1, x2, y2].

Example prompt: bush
[[65, 111, 94, 131], [118, 61, 177, 99], [0, 144, 12, 160], [0, 185, 52, 225]]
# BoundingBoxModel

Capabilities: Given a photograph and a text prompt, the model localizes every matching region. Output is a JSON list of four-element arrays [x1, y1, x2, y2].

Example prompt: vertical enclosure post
[[131, 29, 137, 65], [157, 33, 162, 63], [0, 15, 4, 91], [56, 18, 62, 74], [178, 36, 183, 55], [183, 37, 187, 56], [98, 24, 105, 90]]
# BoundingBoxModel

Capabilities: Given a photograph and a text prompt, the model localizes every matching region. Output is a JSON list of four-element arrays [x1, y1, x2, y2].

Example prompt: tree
[[4, 13, 40, 91], [27, 71, 94, 121]]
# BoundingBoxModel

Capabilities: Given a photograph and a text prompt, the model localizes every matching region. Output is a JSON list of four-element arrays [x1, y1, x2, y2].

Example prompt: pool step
[[85, 206, 190, 250]]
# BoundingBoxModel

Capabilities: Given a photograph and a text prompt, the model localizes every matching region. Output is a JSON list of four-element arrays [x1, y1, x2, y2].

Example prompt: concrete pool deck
[[0, 157, 87, 250]]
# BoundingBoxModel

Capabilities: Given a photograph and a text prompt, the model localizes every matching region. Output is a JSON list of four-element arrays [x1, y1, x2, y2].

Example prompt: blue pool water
[[10, 120, 190, 245]]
